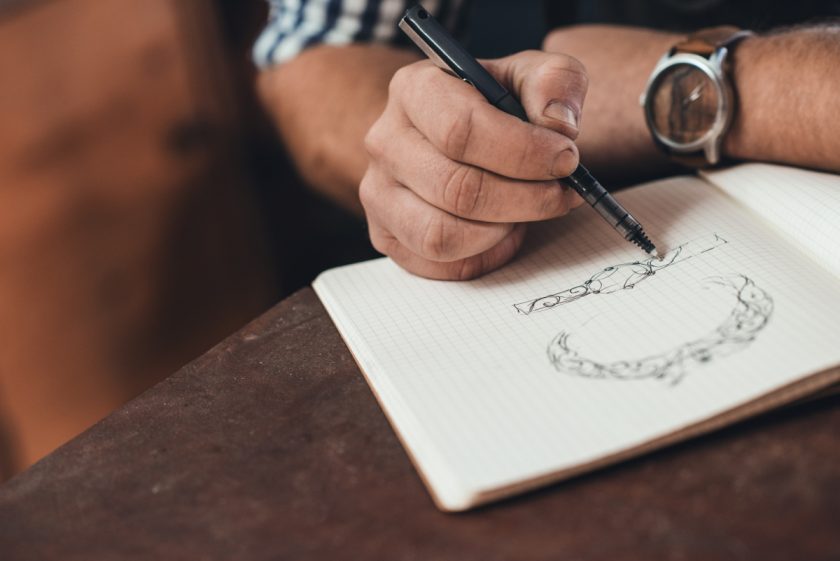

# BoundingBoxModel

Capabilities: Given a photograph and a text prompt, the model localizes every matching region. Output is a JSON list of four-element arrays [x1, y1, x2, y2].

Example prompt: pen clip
[[398, 17, 459, 79]]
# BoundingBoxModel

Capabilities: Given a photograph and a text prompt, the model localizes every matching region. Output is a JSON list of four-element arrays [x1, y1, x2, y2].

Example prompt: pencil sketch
[[547, 275, 774, 385], [514, 233, 728, 315]]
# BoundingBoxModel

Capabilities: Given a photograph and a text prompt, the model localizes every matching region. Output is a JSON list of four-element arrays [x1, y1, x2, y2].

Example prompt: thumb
[[482, 50, 589, 140]]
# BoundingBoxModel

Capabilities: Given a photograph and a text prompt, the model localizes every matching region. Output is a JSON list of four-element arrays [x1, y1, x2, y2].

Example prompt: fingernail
[[543, 101, 579, 131]]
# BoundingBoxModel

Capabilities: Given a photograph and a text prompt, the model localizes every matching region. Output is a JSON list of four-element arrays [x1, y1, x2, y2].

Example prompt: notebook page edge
[[313, 270, 478, 511], [468, 365, 840, 509], [701, 163, 840, 278]]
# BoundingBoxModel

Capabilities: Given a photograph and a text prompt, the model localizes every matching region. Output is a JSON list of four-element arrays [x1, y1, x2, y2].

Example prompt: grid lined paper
[[314, 168, 840, 511], [705, 163, 840, 278]]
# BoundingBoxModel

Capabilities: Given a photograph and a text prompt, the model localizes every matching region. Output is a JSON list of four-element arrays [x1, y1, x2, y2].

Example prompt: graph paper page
[[313, 174, 840, 511], [704, 163, 840, 278]]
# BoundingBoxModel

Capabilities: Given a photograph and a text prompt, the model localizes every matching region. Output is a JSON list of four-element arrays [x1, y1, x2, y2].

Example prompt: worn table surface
[[1, 288, 838, 561]]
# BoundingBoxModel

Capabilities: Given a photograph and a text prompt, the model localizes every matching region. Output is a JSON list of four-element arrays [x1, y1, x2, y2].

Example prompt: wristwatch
[[640, 26, 753, 167]]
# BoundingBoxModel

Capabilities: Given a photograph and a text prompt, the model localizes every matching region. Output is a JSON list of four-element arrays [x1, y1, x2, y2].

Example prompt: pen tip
[[630, 229, 658, 258]]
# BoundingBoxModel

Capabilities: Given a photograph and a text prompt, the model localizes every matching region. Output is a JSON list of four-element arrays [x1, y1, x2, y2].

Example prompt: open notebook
[[313, 163, 840, 511]]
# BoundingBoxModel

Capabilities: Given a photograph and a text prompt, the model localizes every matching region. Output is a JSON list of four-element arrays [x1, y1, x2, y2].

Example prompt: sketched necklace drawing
[[513, 234, 774, 385]]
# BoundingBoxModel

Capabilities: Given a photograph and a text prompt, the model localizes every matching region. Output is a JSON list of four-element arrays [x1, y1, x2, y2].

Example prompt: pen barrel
[[495, 93, 529, 122], [563, 167, 641, 240]]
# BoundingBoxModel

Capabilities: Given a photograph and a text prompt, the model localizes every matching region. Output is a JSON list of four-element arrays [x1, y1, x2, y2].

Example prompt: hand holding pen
[[359, 26, 590, 280]]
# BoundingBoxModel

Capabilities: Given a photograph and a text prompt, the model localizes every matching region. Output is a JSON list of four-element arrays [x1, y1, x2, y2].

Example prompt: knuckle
[[442, 165, 485, 217], [558, 54, 587, 77], [369, 229, 394, 256], [567, 63, 590, 96], [537, 56, 588, 94], [358, 172, 377, 211], [389, 65, 413, 96], [440, 105, 475, 161], [390, 62, 433, 101], [363, 121, 386, 159], [420, 215, 463, 261], [367, 220, 399, 258]]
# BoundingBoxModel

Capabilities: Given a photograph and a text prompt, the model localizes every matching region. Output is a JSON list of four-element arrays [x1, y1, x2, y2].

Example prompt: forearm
[[257, 44, 420, 213], [727, 26, 840, 172]]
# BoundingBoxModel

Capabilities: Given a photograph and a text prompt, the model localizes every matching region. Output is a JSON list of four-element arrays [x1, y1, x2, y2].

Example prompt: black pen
[[399, 5, 659, 258]]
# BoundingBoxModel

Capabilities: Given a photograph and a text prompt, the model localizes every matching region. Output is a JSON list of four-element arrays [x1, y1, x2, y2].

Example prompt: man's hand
[[361, 51, 588, 280]]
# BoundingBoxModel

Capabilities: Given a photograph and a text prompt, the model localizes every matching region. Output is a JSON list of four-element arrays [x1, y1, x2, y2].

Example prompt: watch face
[[649, 63, 720, 145]]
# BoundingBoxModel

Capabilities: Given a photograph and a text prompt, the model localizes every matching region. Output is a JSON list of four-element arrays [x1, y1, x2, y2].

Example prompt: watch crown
[[639, 92, 646, 107]]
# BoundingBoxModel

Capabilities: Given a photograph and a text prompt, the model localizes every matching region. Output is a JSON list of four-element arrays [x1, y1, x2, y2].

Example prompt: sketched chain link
[[514, 234, 728, 315], [547, 275, 773, 385]]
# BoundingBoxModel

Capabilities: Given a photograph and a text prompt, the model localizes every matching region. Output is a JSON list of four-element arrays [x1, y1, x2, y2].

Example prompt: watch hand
[[682, 83, 705, 106]]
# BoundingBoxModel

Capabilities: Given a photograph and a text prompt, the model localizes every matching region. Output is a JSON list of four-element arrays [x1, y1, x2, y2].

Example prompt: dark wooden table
[[1, 288, 838, 561]]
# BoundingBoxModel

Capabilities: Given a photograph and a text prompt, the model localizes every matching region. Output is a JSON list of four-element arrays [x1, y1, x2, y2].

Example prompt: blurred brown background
[[0, 0, 375, 478]]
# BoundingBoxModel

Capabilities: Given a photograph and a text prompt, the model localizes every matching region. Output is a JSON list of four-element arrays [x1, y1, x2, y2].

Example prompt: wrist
[[721, 33, 767, 162], [640, 27, 758, 168]]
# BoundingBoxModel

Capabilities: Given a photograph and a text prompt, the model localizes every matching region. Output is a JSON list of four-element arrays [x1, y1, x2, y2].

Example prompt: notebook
[[313, 163, 840, 511]]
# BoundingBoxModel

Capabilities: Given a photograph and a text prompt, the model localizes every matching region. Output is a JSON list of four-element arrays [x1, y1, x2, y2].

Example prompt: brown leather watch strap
[[673, 26, 745, 57]]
